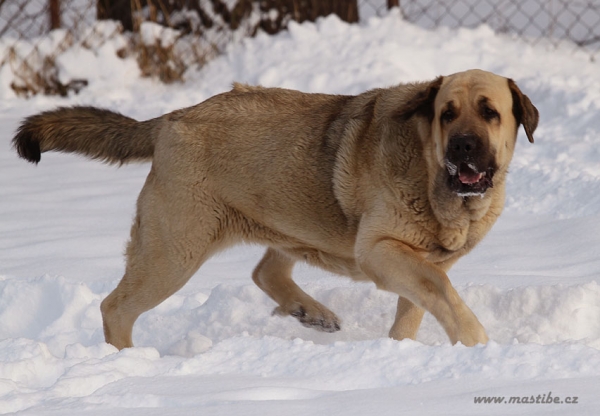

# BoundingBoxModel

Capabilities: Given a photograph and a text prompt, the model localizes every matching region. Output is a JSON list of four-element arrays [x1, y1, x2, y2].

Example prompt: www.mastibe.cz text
[[474, 392, 578, 405]]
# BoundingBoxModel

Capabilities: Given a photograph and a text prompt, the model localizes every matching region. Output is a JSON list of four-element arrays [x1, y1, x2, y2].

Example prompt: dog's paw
[[273, 304, 341, 333]]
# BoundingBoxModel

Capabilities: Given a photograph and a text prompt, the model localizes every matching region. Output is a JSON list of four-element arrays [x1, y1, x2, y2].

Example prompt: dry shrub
[[6, 23, 124, 97], [131, 1, 260, 84], [4, 1, 360, 95], [135, 23, 186, 82], [7, 30, 88, 97]]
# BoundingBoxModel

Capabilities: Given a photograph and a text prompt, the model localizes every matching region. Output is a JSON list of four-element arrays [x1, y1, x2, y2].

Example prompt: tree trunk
[[259, 0, 359, 34], [387, 0, 400, 9], [49, 0, 61, 29], [97, 0, 133, 31]]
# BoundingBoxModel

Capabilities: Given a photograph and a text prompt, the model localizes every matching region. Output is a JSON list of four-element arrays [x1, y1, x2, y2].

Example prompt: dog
[[13, 69, 538, 350]]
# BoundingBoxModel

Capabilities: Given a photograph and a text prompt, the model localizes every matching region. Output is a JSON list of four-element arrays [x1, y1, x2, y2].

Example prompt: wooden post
[[49, 0, 61, 29], [97, 0, 134, 31], [388, 0, 400, 9]]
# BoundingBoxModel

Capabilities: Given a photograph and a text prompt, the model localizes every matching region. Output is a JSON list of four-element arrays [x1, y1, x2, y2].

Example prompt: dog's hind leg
[[252, 248, 341, 333], [100, 170, 227, 350]]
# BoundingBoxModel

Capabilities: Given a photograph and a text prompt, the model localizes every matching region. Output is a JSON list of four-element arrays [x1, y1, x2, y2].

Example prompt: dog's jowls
[[13, 69, 539, 349]]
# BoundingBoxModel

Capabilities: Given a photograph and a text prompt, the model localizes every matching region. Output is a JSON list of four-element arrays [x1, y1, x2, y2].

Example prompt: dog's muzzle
[[444, 134, 495, 197]]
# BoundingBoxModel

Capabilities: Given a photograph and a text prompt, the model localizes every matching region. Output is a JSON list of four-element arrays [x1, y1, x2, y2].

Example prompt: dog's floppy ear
[[395, 76, 443, 122], [508, 79, 539, 143]]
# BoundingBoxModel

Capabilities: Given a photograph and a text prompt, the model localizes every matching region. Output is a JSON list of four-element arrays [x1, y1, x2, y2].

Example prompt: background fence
[[1, 1, 599, 96]]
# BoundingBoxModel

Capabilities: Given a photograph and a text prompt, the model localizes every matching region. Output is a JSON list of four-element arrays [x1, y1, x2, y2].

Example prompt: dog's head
[[401, 69, 539, 197]]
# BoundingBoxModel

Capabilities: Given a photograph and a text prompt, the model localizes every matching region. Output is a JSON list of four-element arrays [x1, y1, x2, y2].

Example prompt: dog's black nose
[[447, 134, 479, 160]]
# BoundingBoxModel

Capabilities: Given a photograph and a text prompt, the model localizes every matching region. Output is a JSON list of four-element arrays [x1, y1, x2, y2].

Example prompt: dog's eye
[[482, 106, 500, 122], [441, 109, 455, 123]]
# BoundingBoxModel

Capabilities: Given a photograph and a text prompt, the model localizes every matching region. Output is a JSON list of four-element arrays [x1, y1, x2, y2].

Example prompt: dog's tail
[[12, 106, 160, 164]]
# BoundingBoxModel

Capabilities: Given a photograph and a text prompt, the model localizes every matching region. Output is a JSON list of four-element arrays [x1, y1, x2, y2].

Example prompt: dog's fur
[[13, 69, 538, 349]]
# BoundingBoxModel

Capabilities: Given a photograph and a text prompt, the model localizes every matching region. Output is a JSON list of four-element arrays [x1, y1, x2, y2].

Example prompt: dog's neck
[[427, 156, 508, 252]]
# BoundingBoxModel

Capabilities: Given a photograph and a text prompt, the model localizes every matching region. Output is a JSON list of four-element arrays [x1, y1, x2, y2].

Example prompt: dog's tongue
[[459, 163, 483, 184]]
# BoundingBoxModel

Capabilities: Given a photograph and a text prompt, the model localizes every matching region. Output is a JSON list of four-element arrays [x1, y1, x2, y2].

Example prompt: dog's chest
[[400, 201, 492, 264], [425, 224, 484, 264]]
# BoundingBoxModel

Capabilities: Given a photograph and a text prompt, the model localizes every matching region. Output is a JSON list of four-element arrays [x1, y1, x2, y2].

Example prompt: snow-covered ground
[[2, 10, 600, 415]]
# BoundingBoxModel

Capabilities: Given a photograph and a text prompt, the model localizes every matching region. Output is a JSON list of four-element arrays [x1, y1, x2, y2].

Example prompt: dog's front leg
[[355, 233, 488, 346], [389, 256, 461, 341]]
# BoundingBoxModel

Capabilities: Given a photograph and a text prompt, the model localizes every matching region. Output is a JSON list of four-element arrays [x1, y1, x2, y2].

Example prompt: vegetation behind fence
[[1, 1, 599, 97]]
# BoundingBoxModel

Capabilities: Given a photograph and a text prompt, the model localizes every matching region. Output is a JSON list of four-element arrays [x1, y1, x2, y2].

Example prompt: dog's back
[[156, 87, 360, 249]]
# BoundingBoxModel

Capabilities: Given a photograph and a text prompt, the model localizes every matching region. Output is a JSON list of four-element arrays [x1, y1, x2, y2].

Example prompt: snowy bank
[[1, 12, 600, 415]]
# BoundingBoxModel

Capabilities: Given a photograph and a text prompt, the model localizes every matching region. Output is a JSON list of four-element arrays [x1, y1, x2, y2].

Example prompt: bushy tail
[[12, 106, 160, 164]]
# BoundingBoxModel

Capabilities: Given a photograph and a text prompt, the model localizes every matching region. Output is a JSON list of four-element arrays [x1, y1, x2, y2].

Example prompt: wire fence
[[397, 1, 600, 51], [1, 1, 599, 97]]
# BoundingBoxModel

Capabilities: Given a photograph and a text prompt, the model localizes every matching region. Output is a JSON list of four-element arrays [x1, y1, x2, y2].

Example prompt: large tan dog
[[13, 69, 538, 350]]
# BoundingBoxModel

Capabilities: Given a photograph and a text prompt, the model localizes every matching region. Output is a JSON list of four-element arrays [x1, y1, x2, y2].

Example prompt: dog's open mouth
[[446, 160, 494, 196]]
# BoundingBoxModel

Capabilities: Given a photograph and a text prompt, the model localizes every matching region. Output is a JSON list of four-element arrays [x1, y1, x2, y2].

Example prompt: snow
[[1, 10, 600, 415], [139, 22, 180, 48]]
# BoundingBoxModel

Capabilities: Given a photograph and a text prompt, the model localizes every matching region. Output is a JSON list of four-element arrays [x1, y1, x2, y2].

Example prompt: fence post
[[49, 0, 61, 29], [97, 0, 134, 31], [387, 0, 400, 9]]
